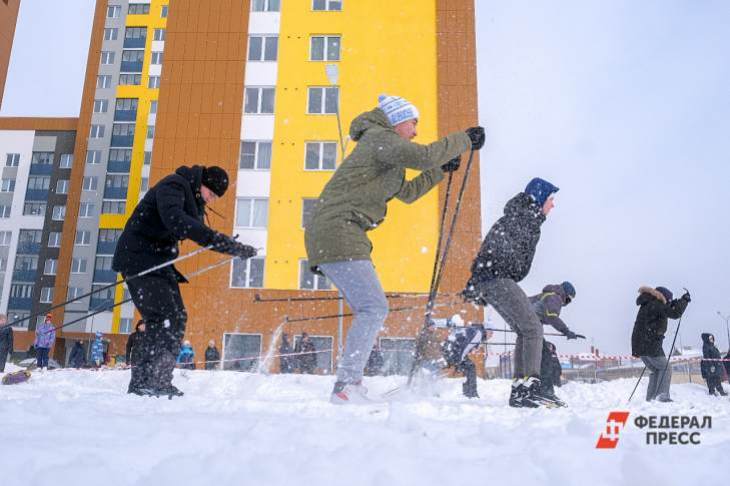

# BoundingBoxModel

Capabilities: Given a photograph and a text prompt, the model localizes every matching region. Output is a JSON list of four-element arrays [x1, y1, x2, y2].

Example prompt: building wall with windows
[[0, 0, 21, 110], [0, 118, 78, 332]]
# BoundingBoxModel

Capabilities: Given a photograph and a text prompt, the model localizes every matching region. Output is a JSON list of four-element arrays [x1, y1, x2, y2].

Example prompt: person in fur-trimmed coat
[[631, 286, 690, 402]]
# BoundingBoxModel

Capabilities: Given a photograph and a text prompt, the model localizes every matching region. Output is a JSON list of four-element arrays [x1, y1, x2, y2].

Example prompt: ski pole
[[4, 244, 216, 330], [627, 366, 647, 403], [480, 327, 571, 338], [39, 256, 236, 335], [253, 291, 460, 303], [283, 301, 462, 324]]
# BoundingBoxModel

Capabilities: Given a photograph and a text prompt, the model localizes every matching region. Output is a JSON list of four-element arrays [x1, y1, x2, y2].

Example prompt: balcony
[[113, 110, 137, 122], [107, 159, 131, 173], [93, 269, 118, 283], [110, 134, 134, 147], [8, 297, 32, 310], [29, 164, 53, 175], [12, 269, 37, 282], [16, 241, 41, 254], [120, 60, 143, 73], [123, 37, 146, 49], [89, 296, 115, 311], [24, 189, 49, 201], [103, 187, 128, 200], [96, 240, 118, 255]]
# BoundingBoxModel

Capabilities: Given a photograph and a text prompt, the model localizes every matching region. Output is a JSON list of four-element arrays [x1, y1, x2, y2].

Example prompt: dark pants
[[0, 346, 9, 372], [457, 358, 478, 398], [707, 376, 726, 395], [36, 348, 50, 369], [125, 270, 187, 391]]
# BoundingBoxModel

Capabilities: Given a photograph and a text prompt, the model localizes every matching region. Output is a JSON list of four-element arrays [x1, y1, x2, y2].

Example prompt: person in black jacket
[[68, 340, 86, 369], [462, 177, 560, 408], [125, 320, 145, 388], [296, 333, 317, 374], [540, 340, 562, 397], [204, 340, 220, 370], [113, 165, 257, 397], [700, 333, 727, 396], [630, 286, 690, 402], [0, 314, 13, 372], [279, 333, 293, 373]]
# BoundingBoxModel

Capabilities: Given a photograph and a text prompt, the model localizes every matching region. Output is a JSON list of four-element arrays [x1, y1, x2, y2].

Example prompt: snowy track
[[1, 367, 727, 486]]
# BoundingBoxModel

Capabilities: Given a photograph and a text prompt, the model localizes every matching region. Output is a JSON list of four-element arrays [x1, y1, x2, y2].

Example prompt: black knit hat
[[201, 166, 229, 197]]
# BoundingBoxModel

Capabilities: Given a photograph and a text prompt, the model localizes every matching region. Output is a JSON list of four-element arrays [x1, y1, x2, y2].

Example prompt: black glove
[[441, 155, 461, 173], [211, 233, 257, 259], [465, 126, 485, 150], [565, 330, 578, 340], [682, 291, 691, 303]]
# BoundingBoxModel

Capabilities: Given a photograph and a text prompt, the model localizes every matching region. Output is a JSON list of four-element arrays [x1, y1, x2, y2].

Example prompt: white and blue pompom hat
[[378, 94, 420, 127]]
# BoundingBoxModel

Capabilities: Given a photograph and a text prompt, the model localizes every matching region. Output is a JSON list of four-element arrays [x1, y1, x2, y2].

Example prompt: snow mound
[[0, 369, 727, 486]]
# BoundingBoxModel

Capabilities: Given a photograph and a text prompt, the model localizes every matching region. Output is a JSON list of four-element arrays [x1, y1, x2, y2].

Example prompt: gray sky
[[3, 1, 729, 355]]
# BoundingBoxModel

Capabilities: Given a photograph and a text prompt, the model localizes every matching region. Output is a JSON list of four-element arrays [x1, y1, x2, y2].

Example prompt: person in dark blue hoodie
[[463, 178, 560, 408], [700, 333, 727, 396], [113, 165, 257, 397]]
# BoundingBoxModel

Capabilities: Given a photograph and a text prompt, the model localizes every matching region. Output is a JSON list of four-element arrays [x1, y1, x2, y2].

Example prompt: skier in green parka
[[305, 94, 485, 404]]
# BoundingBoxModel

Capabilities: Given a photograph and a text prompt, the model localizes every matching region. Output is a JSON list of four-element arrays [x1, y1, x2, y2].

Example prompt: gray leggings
[[319, 260, 388, 384], [478, 278, 544, 378], [641, 355, 672, 401]]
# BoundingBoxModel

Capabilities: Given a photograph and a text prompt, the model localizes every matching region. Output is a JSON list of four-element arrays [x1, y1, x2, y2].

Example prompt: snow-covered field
[[1, 365, 727, 486]]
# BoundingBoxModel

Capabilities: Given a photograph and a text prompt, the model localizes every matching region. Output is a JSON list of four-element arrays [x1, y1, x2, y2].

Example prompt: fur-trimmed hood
[[637, 286, 667, 305], [701, 333, 714, 345]]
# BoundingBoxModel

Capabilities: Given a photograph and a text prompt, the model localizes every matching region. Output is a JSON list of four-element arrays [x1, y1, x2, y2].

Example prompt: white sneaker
[[330, 381, 371, 405]]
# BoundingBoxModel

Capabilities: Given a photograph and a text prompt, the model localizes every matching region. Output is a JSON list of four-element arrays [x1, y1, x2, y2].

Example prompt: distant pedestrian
[[0, 314, 13, 372], [204, 340, 220, 370], [177, 340, 195, 370], [34, 314, 56, 370], [91, 331, 105, 368], [701, 333, 727, 396], [296, 333, 317, 374], [279, 333, 293, 373], [68, 341, 86, 369]]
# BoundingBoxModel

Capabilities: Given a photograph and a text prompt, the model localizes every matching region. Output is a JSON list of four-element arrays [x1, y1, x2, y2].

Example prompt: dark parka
[[529, 284, 572, 335], [701, 333, 724, 381], [631, 286, 690, 357], [305, 108, 470, 270], [204, 345, 220, 370], [0, 324, 13, 354], [464, 193, 545, 301], [125, 330, 145, 365], [68, 341, 85, 368], [112, 165, 220, 278], [540, 340, 562, 390], [295, 338, 317, 373]]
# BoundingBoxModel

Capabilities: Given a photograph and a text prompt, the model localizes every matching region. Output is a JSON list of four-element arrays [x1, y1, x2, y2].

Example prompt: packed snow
[[0, 367, 727, 486]]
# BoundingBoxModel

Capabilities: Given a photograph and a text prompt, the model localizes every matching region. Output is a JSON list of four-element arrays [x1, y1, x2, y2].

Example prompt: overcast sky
[[3, 1, 729, 355]]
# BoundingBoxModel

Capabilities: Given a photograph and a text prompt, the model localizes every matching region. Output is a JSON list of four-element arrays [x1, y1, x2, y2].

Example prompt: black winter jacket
[[125, 331, 145, 365], [631, 286, 689, 357], [68, 342, 85, 368], [112, 165, 219, 277], [701, 333, 723, 380], [205, 346, 220, 370], [0, 324, 13, 352], [464, 193, 545, 299], [529, 284, 571, 335]]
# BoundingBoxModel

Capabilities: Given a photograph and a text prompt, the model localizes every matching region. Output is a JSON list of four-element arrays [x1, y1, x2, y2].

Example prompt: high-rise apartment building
[[1, 0, 481, 374]]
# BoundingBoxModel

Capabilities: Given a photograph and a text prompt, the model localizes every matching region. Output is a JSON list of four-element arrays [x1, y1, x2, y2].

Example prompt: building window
[[31, 152, 53, 165], [222, 333, 262, 371], [102, 200, 126, 215], [55, 179, 70, 195], [24, 202, 47, 216], [251, 0, 280, 11], [59, 154, 74, 168], [140, 177, 149, 192], [310, 35, 340, 61], [109, 148, 132, 166], [313, 0, 342, 11], [151, 52, 163, 65], [307, 86, 338, 114], [40, 287, 54, 304], [128, 3, 150, 15], [244, 87, 275, 114], [86, 150, 102, 164], [231, 258, 265, 288], [150, 100, 158, 114], [103, 28, 118, 41], [90, 124, 105, 138], [48, 232, 62, 248], [97, 75, 112, 89], [75, 230, 91, 246], [11, 284, 34, 299], [248, 35, 278, 61], [301, 198, 318, 228], [305, 141, 337, 170], [380, 338, 416, 375], [94, 99, 109, 113], [51, 205, 65, 220], [143, 151, 152, 165], [67, 287, 84, 300], [0, 178, 14, 192], [0, 205, 10, 218], [153, 29, 166, 41], [97, 228, 122, 250], [299, 259, 331, 290], [125, 27, 147, 40], [100, 51, 115, 64], [5, 153, 20, 166], [293, 334, 333, 373], [111, 123, 136, 142], [119, 318, 133, 334], [239, 141, 272, 170], [15, 255, 38, 271], [105, 174, 129, 189], [71, 258, 88, 274], [148, 76, 161, 88], [107, 5, 121, 18], [120, 73, 142, 86], [160, 5, 168, 18], [0, 231, 11, 245], [235, 198, 268, 228], [0, 257, 7, 271], [146, 125, 155, 139], [82, 176, 99, 191], [79, 202, 95, 218], [44, 259, 58, 276]]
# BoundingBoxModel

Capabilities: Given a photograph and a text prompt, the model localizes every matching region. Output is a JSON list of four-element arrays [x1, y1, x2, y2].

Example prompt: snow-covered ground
[[1, 366, 727, 486]]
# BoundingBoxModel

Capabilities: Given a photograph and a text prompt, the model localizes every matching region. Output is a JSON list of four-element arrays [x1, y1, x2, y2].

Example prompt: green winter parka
[[304, 108, 471, 272]]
